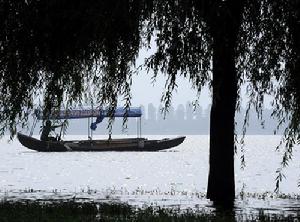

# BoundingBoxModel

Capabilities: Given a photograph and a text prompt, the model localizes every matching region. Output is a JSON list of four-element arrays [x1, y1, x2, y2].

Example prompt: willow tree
[[142, 0, 300, 204], [0, 0, 299, 205]]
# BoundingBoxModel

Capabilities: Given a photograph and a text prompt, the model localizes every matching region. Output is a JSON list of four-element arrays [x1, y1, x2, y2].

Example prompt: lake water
[[0, 135, 300, 215]]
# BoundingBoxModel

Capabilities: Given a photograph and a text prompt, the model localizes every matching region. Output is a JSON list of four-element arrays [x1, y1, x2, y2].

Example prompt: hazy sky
[[128, 46, 211, 110], [130, 71, 211, 109], [126, 46, 273, 111]]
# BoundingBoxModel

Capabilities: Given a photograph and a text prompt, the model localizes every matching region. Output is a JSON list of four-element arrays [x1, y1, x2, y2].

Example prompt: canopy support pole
[[136, 117, 138, 138], [91, 116, 93, 140], [91, 104, 93, 140], [88, 117, 90, 139], [29, 116, 38, 137], [139, 116, 142, 138]]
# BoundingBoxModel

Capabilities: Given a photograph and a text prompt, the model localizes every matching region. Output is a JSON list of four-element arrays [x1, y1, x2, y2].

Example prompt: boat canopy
[[35, 107, 142, 131], [35, 107, 142, 120]]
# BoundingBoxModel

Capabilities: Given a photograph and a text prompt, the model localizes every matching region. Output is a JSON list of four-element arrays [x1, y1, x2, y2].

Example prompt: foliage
[[0, 0, 150, 135], [0, 0, 299, 132]]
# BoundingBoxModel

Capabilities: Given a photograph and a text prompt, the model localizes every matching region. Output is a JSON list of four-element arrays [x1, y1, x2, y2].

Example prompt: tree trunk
[[207, 36, 237, 204], [206, 1, 244, 205]]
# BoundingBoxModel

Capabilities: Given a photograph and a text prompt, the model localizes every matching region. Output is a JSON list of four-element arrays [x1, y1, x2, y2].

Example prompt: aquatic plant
[[0, 200, 300, 222]]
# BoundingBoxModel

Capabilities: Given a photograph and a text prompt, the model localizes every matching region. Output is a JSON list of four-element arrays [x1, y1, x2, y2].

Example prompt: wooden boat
[[17, 133, 185, 152], [18, 107, 185, 152]]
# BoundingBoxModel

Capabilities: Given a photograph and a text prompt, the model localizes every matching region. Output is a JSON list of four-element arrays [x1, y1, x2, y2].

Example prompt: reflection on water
[[0, 135, 300, 216]]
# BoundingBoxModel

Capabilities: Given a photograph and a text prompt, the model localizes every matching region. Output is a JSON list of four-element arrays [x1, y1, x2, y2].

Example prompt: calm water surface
[[0, 135, 299, 214]]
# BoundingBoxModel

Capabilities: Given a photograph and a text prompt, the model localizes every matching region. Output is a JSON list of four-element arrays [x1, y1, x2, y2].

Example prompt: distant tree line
[[139, 103, 283, 135]]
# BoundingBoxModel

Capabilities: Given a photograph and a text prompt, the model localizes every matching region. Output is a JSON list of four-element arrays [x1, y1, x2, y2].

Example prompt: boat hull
[[17, 133, 185, 152]]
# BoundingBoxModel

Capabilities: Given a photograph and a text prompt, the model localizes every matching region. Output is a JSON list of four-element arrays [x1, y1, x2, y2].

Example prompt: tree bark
[[206, 1, 244, 205]]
